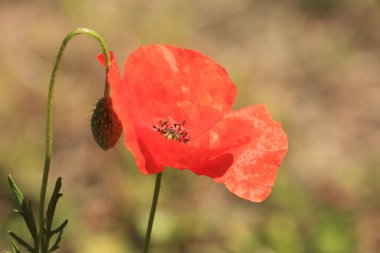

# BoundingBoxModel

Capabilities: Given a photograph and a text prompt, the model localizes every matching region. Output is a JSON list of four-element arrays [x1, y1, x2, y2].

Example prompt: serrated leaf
[[8, 175, 24, 206], [44, 177, 67, 253], [49, 245, 60, 252], [46, 178, 62, 232], [49, 228, 64, 252], [51, 219, 68, 235], [8, 176, 38, 252]]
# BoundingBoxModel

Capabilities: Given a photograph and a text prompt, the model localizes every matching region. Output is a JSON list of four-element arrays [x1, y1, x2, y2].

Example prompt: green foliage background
[[1, 0, 380, 252]]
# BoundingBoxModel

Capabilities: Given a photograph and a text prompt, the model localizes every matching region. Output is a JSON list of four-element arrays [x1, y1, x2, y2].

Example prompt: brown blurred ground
[[1, 0, 380, 252]]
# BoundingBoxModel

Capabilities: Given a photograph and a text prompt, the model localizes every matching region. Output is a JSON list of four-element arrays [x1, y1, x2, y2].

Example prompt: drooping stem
[[38, 28, 111, 253], [143, 172, 163, 253]]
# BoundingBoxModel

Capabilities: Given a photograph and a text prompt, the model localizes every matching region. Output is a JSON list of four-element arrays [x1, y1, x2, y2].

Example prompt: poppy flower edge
[[212, 105, 288, 202], [97, 46, 288, 202]]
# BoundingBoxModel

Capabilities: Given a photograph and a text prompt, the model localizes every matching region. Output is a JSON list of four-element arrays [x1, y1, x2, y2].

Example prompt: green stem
[[143, 172, 163, 253], [38, 28, 111, 253]]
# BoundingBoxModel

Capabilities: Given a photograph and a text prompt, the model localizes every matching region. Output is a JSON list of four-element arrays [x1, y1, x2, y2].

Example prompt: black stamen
[[153, 119, 190, 143]]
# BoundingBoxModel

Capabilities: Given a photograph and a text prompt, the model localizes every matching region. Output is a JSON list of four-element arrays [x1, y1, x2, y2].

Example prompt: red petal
[[135, 126, 236, 171], [97, 51, 123, 118], [97, 51, 115, 67], [188, 154, 233, 178], [123, 44, 237, 138], [200, 105, 288, 202], [97, 52, 163, 174]]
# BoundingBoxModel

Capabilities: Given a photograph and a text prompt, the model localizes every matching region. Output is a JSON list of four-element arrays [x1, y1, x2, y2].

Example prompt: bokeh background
[[1, 0, 380, 252]]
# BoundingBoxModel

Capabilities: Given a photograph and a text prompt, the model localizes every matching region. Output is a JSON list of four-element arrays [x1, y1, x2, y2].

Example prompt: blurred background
[[1, 0, 380, 252]]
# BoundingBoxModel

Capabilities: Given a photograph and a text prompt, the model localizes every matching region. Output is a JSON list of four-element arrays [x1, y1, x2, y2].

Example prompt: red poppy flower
[[98, 45, 288, 202]]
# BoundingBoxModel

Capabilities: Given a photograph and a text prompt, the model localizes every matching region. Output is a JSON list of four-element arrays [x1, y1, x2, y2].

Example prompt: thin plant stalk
[[143, 172, 163, 253], [38, 28, 111, 253]]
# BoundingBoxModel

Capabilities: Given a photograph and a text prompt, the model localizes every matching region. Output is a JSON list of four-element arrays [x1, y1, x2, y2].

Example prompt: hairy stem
[[143, 172, 163, 253], [38, 27, 111, 253]]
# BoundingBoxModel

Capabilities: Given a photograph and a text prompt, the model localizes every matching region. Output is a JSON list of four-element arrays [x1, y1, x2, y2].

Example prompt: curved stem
[[38, 28, 111, 253], [143, 172, 163, 253]]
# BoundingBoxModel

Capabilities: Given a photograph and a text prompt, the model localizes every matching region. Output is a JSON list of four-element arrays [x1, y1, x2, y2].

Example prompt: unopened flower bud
[[91, 97, 122, 150]]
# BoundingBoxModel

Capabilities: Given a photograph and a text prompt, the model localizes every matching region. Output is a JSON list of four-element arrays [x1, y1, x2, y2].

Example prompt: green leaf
[[46, 178, 62, 232], [11, 241, 21, 253], [49, 228, 64, 252], [21, 201, 38, 248], [51, 219, 68, 235], [45, 178, 67, 252], [8, 175, 39, 251], [8, 175, 24, 206], [8, 231, 34, 252]]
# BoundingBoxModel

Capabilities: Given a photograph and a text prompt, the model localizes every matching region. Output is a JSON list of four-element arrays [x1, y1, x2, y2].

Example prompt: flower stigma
[[153, 119, 190, 143]]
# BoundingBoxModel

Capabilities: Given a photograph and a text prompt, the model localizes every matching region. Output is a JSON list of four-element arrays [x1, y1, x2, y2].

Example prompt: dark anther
[[153, 118, 190, 143]]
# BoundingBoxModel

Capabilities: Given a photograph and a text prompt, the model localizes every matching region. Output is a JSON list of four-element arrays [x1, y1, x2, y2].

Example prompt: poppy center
[[153, 119, 190, 143]]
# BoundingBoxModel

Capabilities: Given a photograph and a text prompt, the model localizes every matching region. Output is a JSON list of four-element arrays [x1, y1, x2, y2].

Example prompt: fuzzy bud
[[91, 97, 122, 150]]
